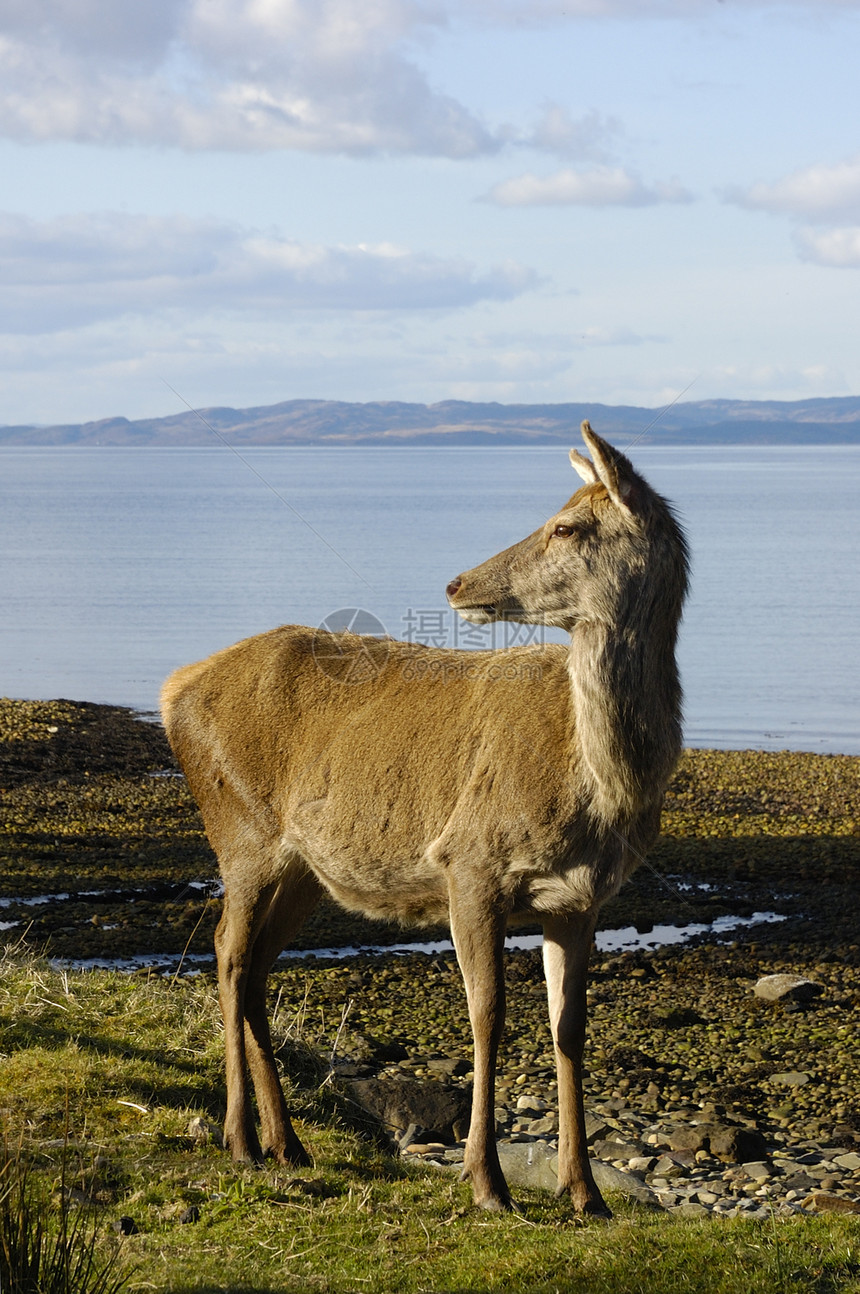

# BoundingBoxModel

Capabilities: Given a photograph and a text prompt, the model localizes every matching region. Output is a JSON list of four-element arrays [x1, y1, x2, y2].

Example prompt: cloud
[[0, 212, 538, 333], [727, 156, 860, 222], [0, 1, 614, 159], [513, 106, 621, 161], [0, 0, 499, 156], [726, 155, 860, 271], [795, 226, 860, 268], [482, 166, 693, 207], [459, 0, 860, 15]]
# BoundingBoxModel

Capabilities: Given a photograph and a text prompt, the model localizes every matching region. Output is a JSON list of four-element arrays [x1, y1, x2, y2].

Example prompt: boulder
[[495, 1141, 559, 1192], [709, 1126, 768, 1164], [349, 1077, 471, 1145], [494, 1143, 660, 1206], [753, 974, 823, 1004]]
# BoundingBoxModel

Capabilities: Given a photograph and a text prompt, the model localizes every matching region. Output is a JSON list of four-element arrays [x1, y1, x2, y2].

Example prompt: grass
[[0, 1130, 128, 1294], [1, 948, 859, 1294]]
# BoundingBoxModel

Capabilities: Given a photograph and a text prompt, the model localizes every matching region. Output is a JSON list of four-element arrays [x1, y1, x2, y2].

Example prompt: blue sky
[[2, 0, 860, 424]]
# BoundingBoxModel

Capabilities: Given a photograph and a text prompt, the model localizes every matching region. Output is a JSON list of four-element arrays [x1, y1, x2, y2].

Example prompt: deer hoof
[[475, 1193, 514, 1213], [557, 1182, 612, 1219], [266, 1142, 312, 1168], [227, 1141, 265, 1167]]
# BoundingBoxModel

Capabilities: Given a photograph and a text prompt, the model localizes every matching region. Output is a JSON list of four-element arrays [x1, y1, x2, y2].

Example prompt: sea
[[1, 443, 858, 754]]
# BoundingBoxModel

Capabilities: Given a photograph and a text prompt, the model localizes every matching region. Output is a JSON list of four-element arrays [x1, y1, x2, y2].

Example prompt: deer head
[[446, 421, 681, 635]]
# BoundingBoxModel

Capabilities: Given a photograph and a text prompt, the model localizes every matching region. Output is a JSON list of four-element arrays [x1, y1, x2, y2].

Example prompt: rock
[[651, 1155, 685, 1178], [346, 1033, 409, 1063], [668, 1126, 711, 1153], [590, 1160, 661, 1207], [834, 1152, 860, 1171], [832, 1124, 860, 1144], [592, 1139, 648, 1162], [492, 1143, 659, 1206], [187, 1117, 223, 1148], [782, 1173, 819, 1193], [741, 1161, 772, 1180], [650, 1007, 705, 1029], [112, 1216, 139, 1236], [349, 1078, 471, 1145], [585, 1113, 609, 1144], [607, 1045, 658, 1071], [753, 974, 823, 1004], [802, 1192, 860, 1215], [495, 1141, 559, 1192], [628, 1156, 658, 1174], [515, 1094, 546, 1113], [332, 1061, 369, 1078], [770, 1071, 811, 1087], [526, 1115, 559, 1136], [709, 1126, 768, 1164], [179, 1205, 200, 1225], [426, 1058, 470, 1078]]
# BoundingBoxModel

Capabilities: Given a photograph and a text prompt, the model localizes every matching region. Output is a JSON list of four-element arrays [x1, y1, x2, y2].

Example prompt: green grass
[[1, 949, 859, 1294], [0, 1132, 128, 1294]]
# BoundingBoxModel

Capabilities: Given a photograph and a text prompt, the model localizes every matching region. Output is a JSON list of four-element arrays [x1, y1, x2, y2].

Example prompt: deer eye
[[552, 524, 575, 538]]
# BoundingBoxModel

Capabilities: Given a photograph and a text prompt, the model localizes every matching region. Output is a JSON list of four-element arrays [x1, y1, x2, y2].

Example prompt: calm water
[[1, 444, 858, 753]]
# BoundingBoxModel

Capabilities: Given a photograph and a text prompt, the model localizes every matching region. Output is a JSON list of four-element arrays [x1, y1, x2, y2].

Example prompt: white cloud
[[460, 0, 860, 14], [8, 0, 829, 160], [0, 0, 499, 155], [514, 106, 621, 160], [482, 166, 693, 207], [727, 156, 860, 222], [795, 226, 860, 267], [0, 1, 613, 159], [0, 212, 538, 332]]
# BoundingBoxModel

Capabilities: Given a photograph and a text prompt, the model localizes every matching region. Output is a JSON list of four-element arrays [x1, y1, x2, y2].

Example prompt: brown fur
[[160, 422, 689, 1214]]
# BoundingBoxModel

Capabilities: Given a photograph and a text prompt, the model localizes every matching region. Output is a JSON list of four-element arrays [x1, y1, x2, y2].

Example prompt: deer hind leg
[[242, 861, 323, 1165], [448, 876, 510, 1211], [542, 911, 610, 1217], [215, 849, 318, 1165]]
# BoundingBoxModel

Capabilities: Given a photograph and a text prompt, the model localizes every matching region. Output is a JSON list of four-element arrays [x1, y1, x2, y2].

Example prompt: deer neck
[[567, 613, 682, 825]]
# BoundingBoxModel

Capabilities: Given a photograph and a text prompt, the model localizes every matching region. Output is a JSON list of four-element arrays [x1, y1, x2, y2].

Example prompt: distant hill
[[3, 395, 860, 446]]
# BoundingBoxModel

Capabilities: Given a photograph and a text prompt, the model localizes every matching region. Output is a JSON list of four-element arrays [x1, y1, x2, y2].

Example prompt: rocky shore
[[1, 696, 859, 1219]]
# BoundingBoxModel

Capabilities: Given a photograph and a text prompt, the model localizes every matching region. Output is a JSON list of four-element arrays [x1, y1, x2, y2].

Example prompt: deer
[[160, 421, 689, 1217]]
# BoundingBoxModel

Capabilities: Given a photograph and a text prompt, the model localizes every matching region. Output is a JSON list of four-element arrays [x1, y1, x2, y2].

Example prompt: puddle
[[0, 893, 74, 908], [50, 910, 788, 976], [0, 879, 220, 911]]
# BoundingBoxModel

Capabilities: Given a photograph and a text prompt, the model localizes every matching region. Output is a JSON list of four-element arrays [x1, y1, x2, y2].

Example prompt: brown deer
[[160, 421, 688, 1216]]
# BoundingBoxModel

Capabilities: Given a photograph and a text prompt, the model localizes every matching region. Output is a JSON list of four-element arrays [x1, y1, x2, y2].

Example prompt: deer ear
[[569, 448, 598, 485], [580, 420, 636, 512]]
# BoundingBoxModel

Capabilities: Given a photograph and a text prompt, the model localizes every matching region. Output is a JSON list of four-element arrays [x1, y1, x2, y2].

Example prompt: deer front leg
[[242, 864, 322, 1165], [542, 912, 610, 1217], [448, 878, 510, 1211]]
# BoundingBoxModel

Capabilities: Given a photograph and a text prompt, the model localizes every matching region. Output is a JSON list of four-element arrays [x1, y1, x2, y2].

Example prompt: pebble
[[405, 1100, 860, 1218]]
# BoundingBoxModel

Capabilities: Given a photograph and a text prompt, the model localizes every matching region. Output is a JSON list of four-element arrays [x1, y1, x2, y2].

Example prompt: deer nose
[[446, 577, 462, 601]]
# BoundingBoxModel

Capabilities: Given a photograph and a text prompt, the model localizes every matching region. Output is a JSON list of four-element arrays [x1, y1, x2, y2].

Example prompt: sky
[[2, 0, 860, 426]]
